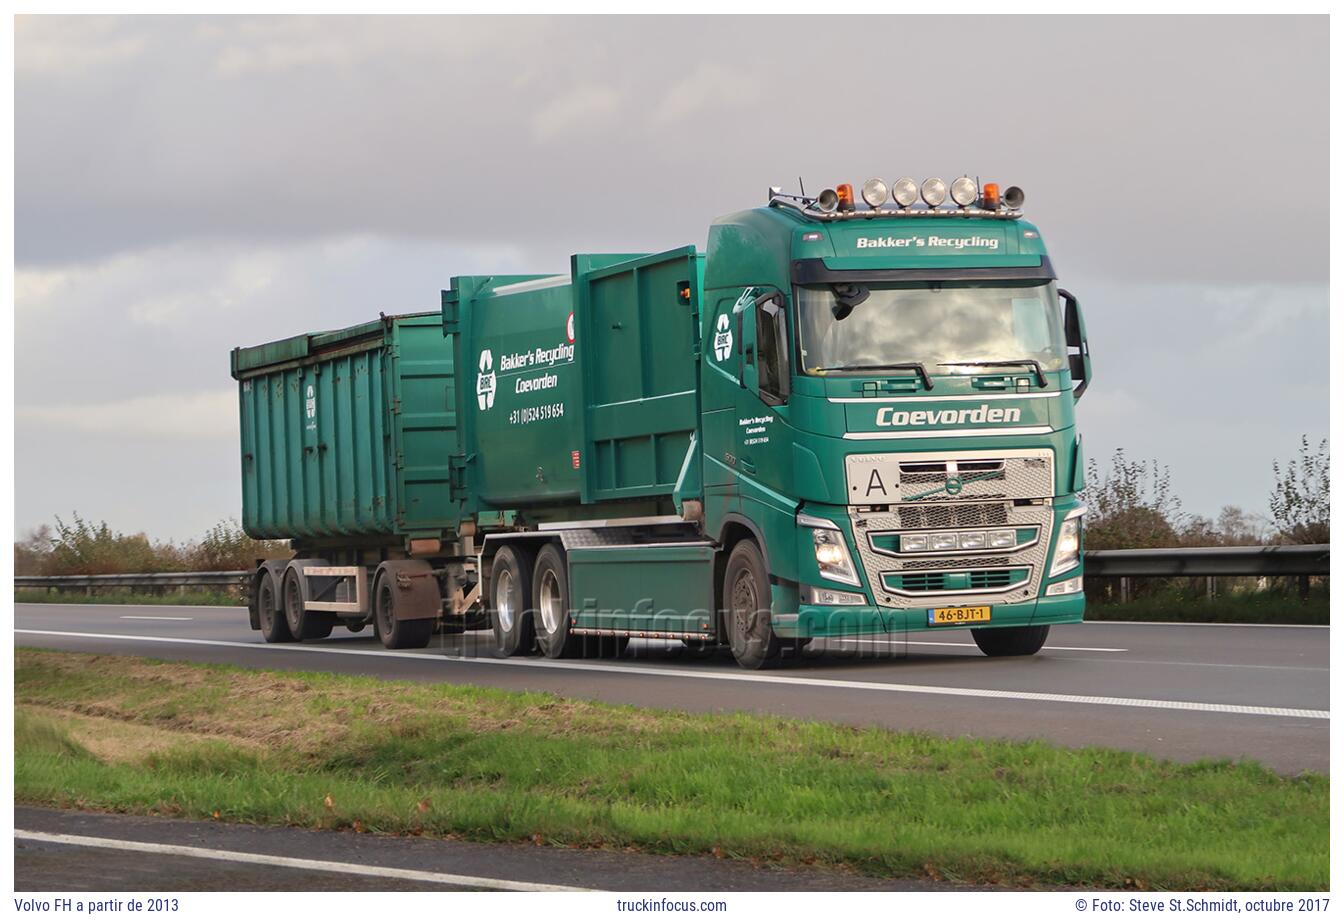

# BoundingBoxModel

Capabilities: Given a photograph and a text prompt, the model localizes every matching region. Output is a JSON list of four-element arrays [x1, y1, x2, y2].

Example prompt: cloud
[[531, 84, 625, 142], [18, 389, 238, 441], [15, 16, 149, 76], [647, 62, 760, 127]]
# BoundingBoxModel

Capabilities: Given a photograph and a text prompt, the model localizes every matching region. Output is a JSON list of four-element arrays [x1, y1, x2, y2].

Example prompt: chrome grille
[[895, 503, 1009, 529], [850, 502, 1053, 609]]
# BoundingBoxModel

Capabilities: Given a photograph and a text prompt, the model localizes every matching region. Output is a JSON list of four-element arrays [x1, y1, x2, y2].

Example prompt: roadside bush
[[16, 514, 288, 576]]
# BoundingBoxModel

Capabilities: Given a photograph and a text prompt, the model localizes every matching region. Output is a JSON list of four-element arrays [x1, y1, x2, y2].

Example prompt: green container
[[444, 247, 704, 520], [232, 247, 707, 543], [231, 312, 460, 540]]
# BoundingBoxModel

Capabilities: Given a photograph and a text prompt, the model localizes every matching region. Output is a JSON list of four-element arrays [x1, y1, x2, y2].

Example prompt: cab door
[[733, 288, 793, 500]]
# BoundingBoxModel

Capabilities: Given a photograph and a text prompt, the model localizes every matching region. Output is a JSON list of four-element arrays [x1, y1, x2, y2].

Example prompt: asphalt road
[[16, 806, 963, 891], [14, 602, 1329, 773]]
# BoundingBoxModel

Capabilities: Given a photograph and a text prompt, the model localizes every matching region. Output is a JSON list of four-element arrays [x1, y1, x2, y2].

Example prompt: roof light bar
[[766, 176, 1026, 220]]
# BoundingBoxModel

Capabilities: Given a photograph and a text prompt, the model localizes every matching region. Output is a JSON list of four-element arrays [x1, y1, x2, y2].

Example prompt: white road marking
[[833, 638, 1128, 653], [14, 830, 592, 892], [1090, 620, 1327, 629], [15, 628, 1328, 720], [120, 616, 193, 621]]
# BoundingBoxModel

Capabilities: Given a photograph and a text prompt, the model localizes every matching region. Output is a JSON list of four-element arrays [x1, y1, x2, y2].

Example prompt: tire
[[490, 544, 536, 657], [373, 572, 434, 650], [971, 625, 1050, 657], [282, 568, 334, 641], [256, 570, 294, 643], [345, 620, 366, 633], [533, 544, 582, 659], [723, 540, 781, 670]]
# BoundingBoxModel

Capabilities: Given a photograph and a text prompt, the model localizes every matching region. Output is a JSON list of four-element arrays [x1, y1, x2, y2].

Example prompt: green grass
[[1086, 589, 1328, 625], [15, 589, 240, 607], [13, 650, 1327, 890]]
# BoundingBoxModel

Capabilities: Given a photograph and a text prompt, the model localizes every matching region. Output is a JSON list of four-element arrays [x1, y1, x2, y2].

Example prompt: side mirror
[[1060, 288, 1091, 400]]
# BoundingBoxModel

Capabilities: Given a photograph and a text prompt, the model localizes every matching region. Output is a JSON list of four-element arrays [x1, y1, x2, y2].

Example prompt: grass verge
[[15, 589, 240, 607], [1086, 589, 1328, 626], [14, 649, 1327, 891]]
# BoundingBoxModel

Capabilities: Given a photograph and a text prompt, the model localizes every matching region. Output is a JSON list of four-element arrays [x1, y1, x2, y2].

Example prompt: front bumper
[[773, 591, 1084, 639]]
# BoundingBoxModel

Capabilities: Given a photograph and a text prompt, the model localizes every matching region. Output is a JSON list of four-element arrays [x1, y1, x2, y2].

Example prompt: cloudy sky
[[14, 15, 1328, 541]]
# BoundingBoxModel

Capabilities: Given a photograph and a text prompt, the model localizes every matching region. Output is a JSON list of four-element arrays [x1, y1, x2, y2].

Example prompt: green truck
[[231, 176, 1091, 669]]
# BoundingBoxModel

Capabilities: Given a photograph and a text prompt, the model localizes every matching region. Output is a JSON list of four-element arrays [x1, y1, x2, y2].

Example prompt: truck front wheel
[[723, 540, 781, 670], [971, 625, 1050, 657], [490, 545, 536, 657]]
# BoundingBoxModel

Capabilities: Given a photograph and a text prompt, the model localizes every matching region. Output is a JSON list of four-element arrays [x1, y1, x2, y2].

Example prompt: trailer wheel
[[256, 570, 293, 643], [282, 568, 334, 641], [723, 540, 781, 670], [372, 572, 434, 650], [533, 544, 583, 658], [971, 625, 1050, 657], [490, 544, 535, 657]]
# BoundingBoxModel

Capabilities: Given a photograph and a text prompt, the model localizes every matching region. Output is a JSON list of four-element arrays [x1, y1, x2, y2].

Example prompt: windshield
[[796, 280, 1066, 376]]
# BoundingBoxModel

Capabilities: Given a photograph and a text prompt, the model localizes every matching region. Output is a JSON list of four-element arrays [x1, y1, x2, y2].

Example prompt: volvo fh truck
[[232, 174, 1091, 669]]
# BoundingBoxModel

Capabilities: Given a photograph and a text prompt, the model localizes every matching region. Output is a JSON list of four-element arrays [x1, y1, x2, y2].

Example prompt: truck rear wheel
[[256, 570, 293, 643], [723, 540, 781, 670], [373, 572, 434, 650], [533, 544, 581, 658], [971, 625, 1050, 657], [490, 545, 536, 657], [282, 567, 334, 641]]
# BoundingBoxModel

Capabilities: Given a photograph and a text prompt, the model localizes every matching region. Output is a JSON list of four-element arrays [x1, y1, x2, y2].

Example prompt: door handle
[[739, 458, 757, 474]]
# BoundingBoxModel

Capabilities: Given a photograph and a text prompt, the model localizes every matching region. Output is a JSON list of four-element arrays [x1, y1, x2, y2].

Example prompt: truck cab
[[697, 179, 1091, 667]]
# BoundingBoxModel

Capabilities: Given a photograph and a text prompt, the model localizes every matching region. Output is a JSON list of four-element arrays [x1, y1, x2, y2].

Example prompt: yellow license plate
[[928, 606, 991, 625]]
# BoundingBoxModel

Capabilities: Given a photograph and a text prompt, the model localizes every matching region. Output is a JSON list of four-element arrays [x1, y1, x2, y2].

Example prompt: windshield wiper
[[938, 359, 1047, 388], [818, 362, 933, 390]]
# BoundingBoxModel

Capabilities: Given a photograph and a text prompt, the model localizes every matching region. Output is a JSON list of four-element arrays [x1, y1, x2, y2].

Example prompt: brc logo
[[476, 349, 497, 411], [713, 313, 733, 362]]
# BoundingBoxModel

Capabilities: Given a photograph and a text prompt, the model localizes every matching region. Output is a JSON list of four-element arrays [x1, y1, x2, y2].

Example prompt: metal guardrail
[[1084, 545, 1329, 577], [12, 546, 1329, 591], [15, 571, 248, 590]]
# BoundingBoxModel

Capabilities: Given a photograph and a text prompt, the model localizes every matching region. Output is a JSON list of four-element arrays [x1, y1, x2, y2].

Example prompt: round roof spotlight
[[891, 177, 919, 208], [861, 178, 889, 208], [1004, 185, 1025, 209], [920, 177, 948, 207], [816, 188, 839, 213], [950, 176, 978, 207]]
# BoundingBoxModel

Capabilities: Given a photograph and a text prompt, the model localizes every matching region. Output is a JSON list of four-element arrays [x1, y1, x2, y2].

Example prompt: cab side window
[[755, 297, 790, 405]]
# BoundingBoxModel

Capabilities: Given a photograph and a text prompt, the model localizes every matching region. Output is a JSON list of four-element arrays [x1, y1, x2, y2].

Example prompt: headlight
[[930, 532, 958, 551], [1046, 576, 1084, 596], [988, 530, 1017, 548], [801, 584, 867, 606], [900, 533, 930, 552], [798, 513, 860, 586], [950, 176, 978, 206], [1050, 509, 1086, 576], [891, 176, 919, 207], [861, 177, 889, 208], [920, 177, 947, 207]]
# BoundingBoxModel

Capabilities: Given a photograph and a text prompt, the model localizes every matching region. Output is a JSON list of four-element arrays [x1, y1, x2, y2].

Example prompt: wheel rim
[[377, 581, 395, 636], [258, 581, 277, 630], [285, 575, 303, 631], [496, 570, 515, 632], [731, 569, 758, 646], [539, 569, 564, 635]]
